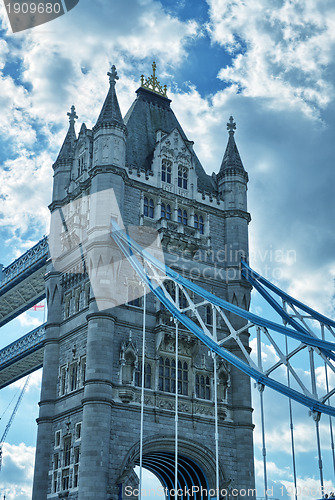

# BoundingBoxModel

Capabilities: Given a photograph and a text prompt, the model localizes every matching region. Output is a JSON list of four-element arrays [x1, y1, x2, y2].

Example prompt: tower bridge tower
[[32, 64, 254, 499]]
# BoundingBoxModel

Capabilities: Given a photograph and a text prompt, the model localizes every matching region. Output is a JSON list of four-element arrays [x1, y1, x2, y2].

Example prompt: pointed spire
[[218, 116, 245, 175], [55, 105, 78, 164], [94, 65, 124, 129]]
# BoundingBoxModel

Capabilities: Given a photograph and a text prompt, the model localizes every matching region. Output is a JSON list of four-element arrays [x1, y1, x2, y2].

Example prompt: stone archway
[[117, 435, 231, 500]]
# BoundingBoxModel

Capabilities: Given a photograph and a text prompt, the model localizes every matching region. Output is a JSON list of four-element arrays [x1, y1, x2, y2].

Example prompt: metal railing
[[0, 236, 48, 290], [0, 324, 46, 367]]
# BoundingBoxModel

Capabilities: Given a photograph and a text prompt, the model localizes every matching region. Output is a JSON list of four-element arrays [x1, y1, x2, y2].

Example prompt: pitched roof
[[54, 105, 77, 164], [124, 87, 216, 193], [218, 116, 245, 175], [94, 66, 124, 129]]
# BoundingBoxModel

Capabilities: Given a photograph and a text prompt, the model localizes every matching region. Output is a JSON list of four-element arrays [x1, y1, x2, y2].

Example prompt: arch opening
[[133, 452, 210, 500]]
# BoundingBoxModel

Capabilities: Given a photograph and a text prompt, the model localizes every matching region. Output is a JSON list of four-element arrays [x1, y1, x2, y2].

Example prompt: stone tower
[[32, 64, 254, 499]]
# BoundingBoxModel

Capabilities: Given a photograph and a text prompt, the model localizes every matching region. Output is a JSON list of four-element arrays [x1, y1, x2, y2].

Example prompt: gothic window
[[128, 285, 141, 307], [177, 208, 188, 225], [54, 453, 59, 470], [162, 159, 172, 183], [69, 362, 78, 392], [194, 214, 204, 234], [194, 213, 198, 229], [206, 305, 212, 326], [63, 436, 71, 467], [195, 374, 211, 400], [53, 471, 58, 493], [135, 362, 152, 388], [74, 465, 79, 488], [53, 472, 57, 493], [178, 166, 188, 189], [199, 215, 204, 235], [161, 203, 172, 220], [149, 198, 154, 218], [144, 197, 154, 218], [55, 430, 61, 448], [78, 156, 84, 177], [60, 366, 67, 396], [75, 422, 82, 440], [62, 468, 70, 491], [80, 356, 86, 387], [159, 357, 188, 395]]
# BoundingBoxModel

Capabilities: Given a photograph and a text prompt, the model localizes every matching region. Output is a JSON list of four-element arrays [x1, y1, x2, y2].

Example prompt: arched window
[[194, 213, 198, 229], [161, 203, 166, 219], [144, 197, 154, 218], [183, 210, 188, 226], [178, 166, 188, 190], [178, 208, 182, 223], [128, 285, 141, 307], [161, 203, 172, 220], [135, 362, 152, 388], [149, 198, 154, 218], [162, 159, 172, 184], [199, 215, 204, 235], [159, 357, 188, 395], [195, 374, 211, 400], [144, 197, 149, 217]]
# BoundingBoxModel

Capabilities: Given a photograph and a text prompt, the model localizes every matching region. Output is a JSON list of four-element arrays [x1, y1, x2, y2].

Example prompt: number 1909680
[[6, 2, 62, 14]]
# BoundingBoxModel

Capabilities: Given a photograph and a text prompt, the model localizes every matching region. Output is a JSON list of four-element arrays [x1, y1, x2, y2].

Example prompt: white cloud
[[0, 442, 35, 500], [207, 0, 335, 115]]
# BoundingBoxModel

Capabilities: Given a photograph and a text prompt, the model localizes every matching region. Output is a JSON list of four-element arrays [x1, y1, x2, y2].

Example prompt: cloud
[[10, 370, 42, 392], [206, 0, 335, 115], [0, 442, 35, 500]]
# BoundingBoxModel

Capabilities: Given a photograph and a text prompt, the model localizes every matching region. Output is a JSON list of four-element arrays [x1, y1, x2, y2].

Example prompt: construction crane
[[0, 375, 30, 471]]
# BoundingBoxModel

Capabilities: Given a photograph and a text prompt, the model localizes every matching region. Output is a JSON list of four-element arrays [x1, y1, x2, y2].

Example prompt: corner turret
[[92, 65, 127, 170], [217, 117, 251, 318], [217, 117, 248, 212], [52, 105, 78, 202]]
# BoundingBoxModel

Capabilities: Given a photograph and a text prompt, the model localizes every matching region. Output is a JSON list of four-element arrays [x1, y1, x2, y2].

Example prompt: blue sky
[[0, 0, 335, 498]]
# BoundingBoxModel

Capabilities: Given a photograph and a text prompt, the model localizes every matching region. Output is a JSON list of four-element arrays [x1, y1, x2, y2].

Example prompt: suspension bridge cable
[[285, 335, 298, 500], [213, 307, 220, 498], [282, 301, 298, 500], [174, 288, 179, 498], [315, 415, 324, 496], [309, 346, 324, 494], [139, 286, 146, 500], [257, 327, 268, 500], [322, 324, 335, 475]]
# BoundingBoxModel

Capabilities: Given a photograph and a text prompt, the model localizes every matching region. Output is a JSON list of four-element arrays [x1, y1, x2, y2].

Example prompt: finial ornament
[[140, 61, 168, 97], [108, 65, 119, 85], [67, 105, 78, 125], [227, 116, 236, 134]]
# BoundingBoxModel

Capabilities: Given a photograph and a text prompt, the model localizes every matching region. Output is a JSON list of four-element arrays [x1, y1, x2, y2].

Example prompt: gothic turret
[[218, 117, 251, 320], [92, 65, 127, 171], [217, 116, 248, 212], [51, 105, 78, 202]]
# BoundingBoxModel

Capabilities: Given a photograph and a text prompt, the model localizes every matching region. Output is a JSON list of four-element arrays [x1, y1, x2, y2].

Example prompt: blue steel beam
[[111, 222, 335, 417], [0, 236, 48, 294], [0, 324, 45, 389]]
